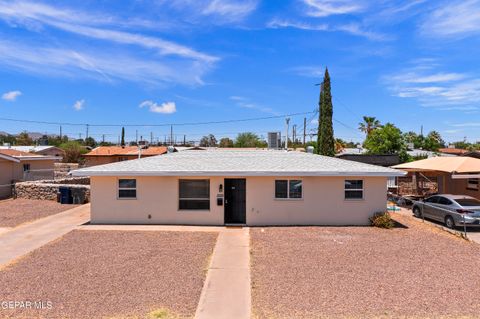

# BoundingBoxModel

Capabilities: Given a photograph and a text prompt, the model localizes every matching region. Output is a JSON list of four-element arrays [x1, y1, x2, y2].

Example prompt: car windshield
[[456, 198, 480, 206]]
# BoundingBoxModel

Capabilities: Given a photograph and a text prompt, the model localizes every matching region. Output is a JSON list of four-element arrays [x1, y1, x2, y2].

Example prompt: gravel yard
[[0, 198, 79, 227], [251, 213, 480, 319], [0, 230, 217, 319]]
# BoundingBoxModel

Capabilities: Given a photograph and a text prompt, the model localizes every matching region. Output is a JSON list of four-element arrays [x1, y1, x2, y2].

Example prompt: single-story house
[[83, 146, 169, 167], [72, 150, 405, 226], [392, 156, 480, 199], [0, 149, 57, 198], [437, 147, 468, 156], [335, 153, 400, 167], [0, 145, 65, 160]]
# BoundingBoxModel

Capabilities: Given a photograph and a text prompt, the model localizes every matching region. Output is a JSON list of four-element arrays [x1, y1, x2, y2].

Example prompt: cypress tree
[[316, 83, 324, 154], [318, 68, 335, 156], [121, 127, 125, 147]]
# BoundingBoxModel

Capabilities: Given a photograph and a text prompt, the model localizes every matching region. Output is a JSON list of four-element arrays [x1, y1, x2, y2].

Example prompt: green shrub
[[369, 212, 394, 229]]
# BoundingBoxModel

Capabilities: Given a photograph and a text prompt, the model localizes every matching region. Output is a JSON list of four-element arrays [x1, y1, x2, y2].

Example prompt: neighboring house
[[83, 146, 169, 167], [437, 148, 468, 156], [72, 150, 404, 226], [464, 151, 480, 159], [393, 156, 480, 200], [336, 154, 400, 167], [0, 149, 56, 198], [0, 145, 65, 160]]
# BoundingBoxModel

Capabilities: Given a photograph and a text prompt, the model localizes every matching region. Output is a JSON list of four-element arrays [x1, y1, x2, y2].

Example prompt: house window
[[118, 179, 136, 199], [179, 179, 210, 210], [23, 164, 31, 172], [467, 178, 479, 191], [345, 180, 363, 200], [275, 180, 303, 199]]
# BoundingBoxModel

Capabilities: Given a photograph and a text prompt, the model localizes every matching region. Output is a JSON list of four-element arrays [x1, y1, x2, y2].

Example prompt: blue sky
[[0, 0, 480, 143]]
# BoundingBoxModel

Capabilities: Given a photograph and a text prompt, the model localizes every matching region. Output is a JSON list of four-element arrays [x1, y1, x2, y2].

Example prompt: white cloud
[[0, 1, 216, 63], [386, 61, 480, 108], [421, 0, 480, 38], [139, 101, 177, 114], [229, 96, 277, 115], [1, 90, 22, 101], [0, 1, 217, 86], [392, 72, 466, 84], [73, 99, 85, 111], [202, 0, 258, 22], [302, 0, 365, 17], [267, 19, 386, 41], [267, 19, 328, 31], [0, 39, 209, 86]]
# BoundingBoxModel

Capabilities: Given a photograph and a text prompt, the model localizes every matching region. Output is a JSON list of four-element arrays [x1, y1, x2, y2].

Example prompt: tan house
[[0, 145, 65, 160], [72, 150, 405, 226], [0, 149, 57, 198], [393, 156, 480, 200], [83, 146, 169, 167]]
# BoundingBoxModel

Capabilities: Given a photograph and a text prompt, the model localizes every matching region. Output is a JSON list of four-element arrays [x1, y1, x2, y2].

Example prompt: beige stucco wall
[[0, 159, 55, 198], [444, 175, 480, 199], [0, 159, 14, 198], [90, 175, 388, 226]]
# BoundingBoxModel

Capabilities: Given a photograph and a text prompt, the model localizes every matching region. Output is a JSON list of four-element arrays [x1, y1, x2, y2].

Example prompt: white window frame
[[117, 178, 137, 200], [344, 179, 364, 200], [274, 179, 303, 200], [467, 178, 479, 191]]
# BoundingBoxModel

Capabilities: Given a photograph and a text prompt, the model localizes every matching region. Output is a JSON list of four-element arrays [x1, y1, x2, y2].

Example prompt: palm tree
[[359, 116, 381, 136]]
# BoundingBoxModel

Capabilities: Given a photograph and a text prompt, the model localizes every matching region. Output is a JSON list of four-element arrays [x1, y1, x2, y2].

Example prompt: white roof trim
[[0, 153, 20, 163], [16, 156, 58, 161], [73, 170, 405, 177]]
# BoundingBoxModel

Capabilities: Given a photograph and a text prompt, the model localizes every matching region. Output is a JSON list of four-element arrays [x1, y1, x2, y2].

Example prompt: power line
[[0, 111, 314, 128]]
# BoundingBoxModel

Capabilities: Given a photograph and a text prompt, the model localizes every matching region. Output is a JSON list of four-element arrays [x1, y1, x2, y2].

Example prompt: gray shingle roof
[[73, 150, 405, 177]]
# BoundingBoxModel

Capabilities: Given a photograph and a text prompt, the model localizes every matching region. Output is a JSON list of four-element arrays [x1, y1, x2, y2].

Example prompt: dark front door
[[224, 179, 246, 224]]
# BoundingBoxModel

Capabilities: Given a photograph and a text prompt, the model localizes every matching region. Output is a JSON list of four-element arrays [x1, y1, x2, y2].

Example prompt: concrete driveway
[[0, 204, 90, 269]]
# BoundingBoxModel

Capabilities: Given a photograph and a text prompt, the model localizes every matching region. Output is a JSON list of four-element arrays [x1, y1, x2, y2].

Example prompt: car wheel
[[413, 207, 421, 218], [445, 216, 455, 229]]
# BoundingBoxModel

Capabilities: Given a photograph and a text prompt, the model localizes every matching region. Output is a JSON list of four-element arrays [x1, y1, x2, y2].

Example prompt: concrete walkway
[[0, 204, 90, 269], [195, 228, 251, 319]]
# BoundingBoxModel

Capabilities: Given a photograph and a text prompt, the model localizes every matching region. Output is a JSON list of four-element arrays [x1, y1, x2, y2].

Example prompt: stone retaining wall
[[54, 163, 80, 179], [14, 177, 90, 202]]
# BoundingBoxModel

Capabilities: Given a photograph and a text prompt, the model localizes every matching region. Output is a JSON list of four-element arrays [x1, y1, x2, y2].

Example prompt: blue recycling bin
[[59, 186, 73, 204]]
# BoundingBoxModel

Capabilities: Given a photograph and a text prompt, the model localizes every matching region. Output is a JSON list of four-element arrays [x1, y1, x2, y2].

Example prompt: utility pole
[[293, 124, 297, 144], [86, 124, 89, 140], [303, 117, 306, 146], [420, 125, 423, 137], [183, 135, 186, 145], [59, 125, 62, 139], [102, 134, 105, 143], [150, 132, 153, 145], [170, 125, 173, 146], [135, 130, 138, 144], [285, 117, 290, 150]]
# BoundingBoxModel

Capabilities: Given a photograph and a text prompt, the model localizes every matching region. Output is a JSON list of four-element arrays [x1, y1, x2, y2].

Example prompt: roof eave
[[72, 170, 406, 177]]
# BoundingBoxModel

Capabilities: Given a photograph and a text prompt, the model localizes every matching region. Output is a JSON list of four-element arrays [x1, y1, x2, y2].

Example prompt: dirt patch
[[251, 214, 480, 319], [0, 230, 218, 319], [0, 198, 79, 227]]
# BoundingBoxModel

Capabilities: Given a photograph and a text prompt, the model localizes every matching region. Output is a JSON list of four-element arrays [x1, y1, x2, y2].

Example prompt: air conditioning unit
[[267, 132, 281, 149]]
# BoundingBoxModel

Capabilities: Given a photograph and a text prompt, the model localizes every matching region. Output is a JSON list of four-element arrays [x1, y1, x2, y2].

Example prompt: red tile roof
[[84, 146, 168, 157], [0, 149, 36, 157], [438, 148, 469, 155]]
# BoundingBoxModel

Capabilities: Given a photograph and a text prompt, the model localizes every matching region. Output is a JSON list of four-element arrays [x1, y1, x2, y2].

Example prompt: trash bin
[[71, 188, 86, 204], [59, 186, 73, 204]]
